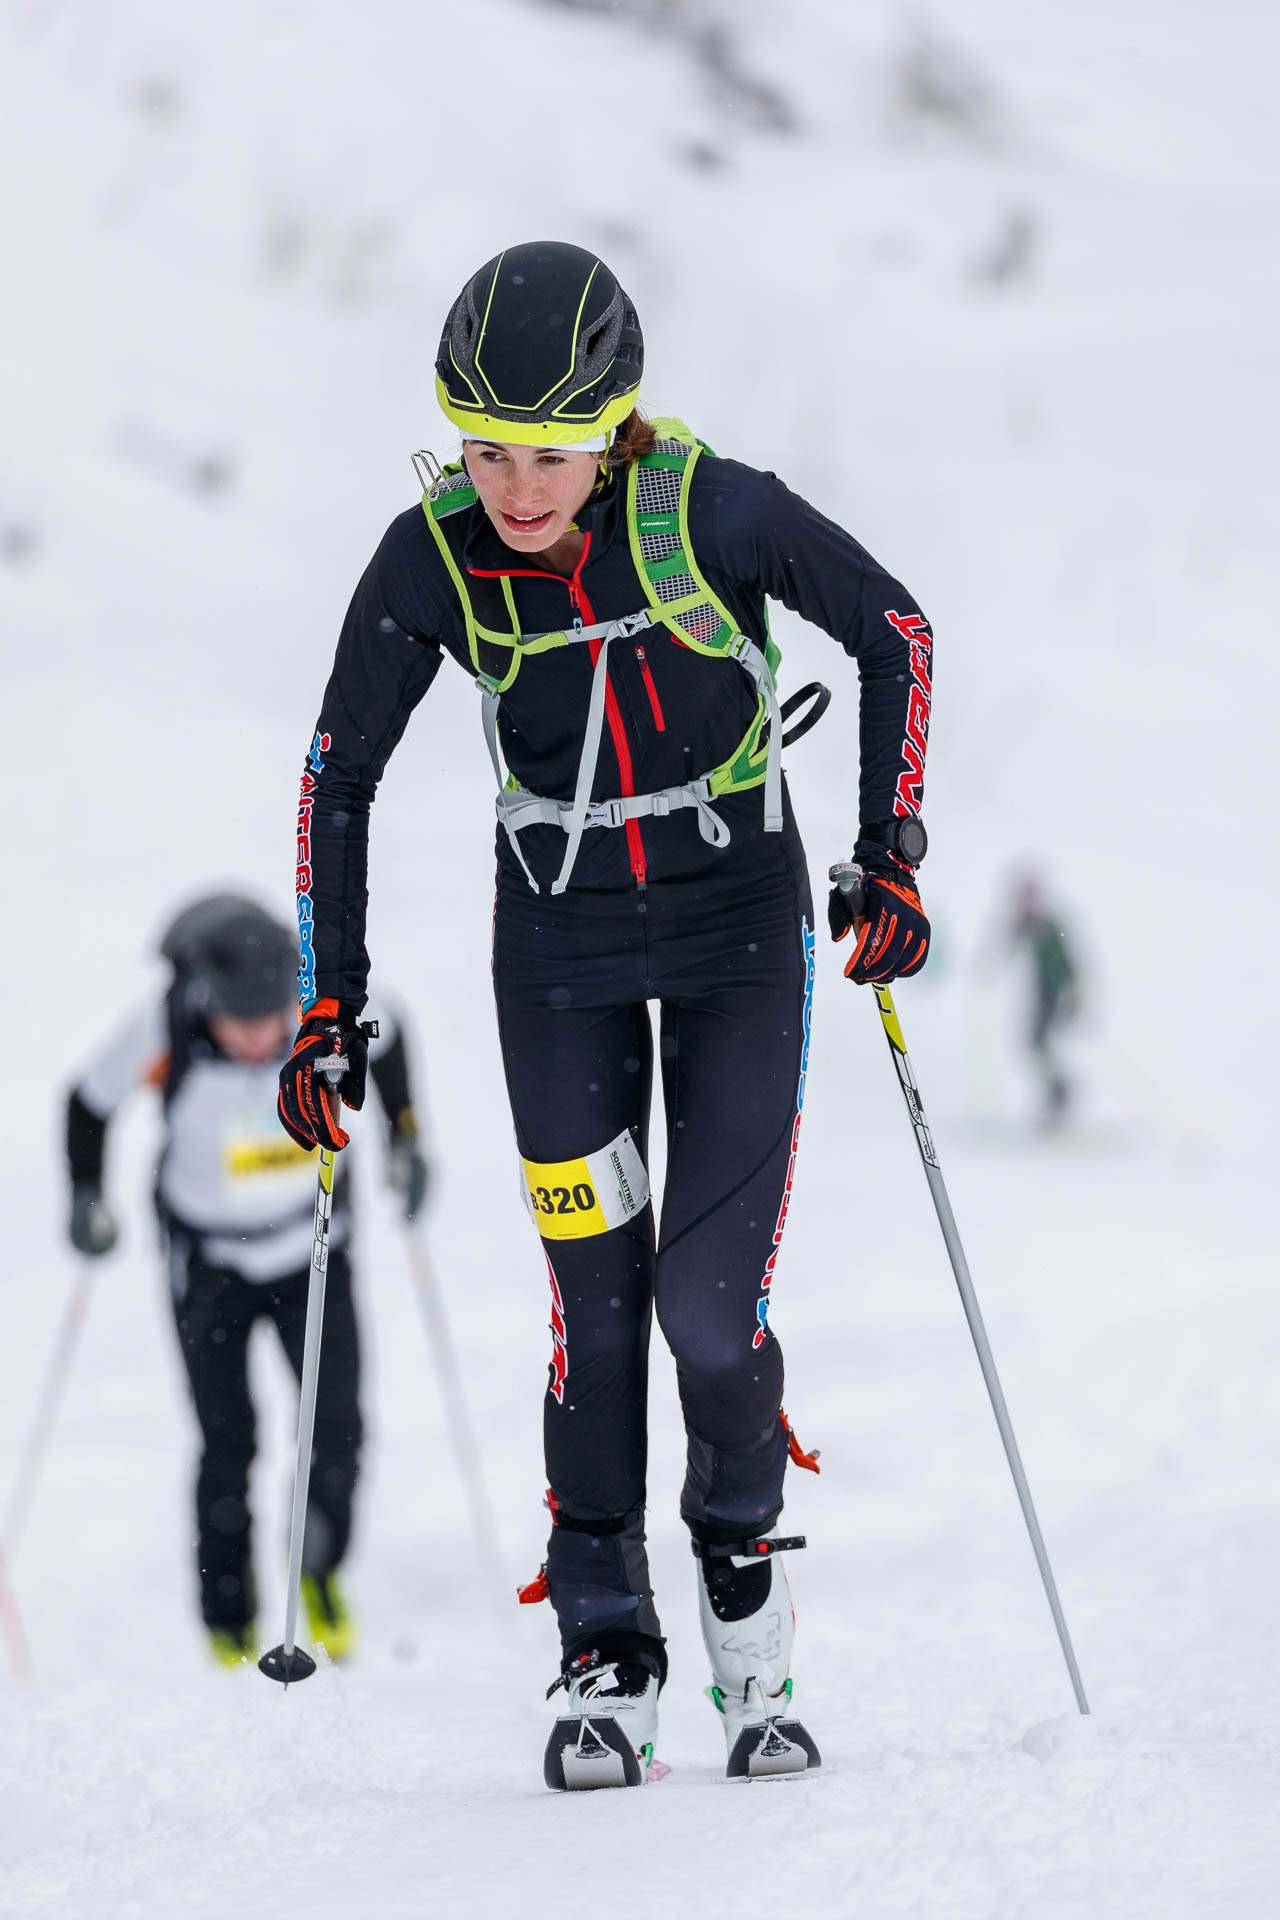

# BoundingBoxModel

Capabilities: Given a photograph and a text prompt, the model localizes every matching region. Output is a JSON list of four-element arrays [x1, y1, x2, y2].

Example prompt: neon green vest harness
[[418, 418, 784, 894]]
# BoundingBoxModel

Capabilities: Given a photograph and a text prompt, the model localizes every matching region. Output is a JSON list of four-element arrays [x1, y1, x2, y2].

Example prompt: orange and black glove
[[828, 860, 930, 985], [277, 999, 376, 1151]]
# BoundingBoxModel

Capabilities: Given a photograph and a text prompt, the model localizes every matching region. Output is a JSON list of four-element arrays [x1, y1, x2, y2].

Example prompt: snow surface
[[2, 2, 1278, 1914]]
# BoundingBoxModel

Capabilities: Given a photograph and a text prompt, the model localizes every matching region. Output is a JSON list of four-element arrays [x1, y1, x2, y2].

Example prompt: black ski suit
[[297, 448, 931, 1671]]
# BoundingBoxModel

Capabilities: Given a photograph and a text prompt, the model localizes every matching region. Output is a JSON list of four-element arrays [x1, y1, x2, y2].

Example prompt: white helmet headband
[[462, 430, 610, 455]]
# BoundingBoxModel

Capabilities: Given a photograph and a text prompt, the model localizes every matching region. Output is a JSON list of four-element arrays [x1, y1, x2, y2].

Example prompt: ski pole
[[402, 1230, 505, 1602], [2, 1262, 96, 1563], [0, 1542, 34, 1679], [832, 863, 1090, 1715], [259, 1055, 346, 1687]]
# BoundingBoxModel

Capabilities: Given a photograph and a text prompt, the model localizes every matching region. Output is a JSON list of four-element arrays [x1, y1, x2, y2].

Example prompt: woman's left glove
[[829, 861, 931, 984], [277, 1000, 375, 1152]]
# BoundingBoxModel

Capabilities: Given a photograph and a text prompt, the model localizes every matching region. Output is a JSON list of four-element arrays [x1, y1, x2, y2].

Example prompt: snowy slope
[[2, 2, 1278, 1914]]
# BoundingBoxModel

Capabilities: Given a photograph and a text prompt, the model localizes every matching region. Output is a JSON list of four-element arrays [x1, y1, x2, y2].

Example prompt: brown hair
[[604, 408, 657, 472]]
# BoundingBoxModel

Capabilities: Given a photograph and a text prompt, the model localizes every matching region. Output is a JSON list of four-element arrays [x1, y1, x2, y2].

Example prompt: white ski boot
[[696, 1534, 821, 1780], [543, 1649, 662, 1791]]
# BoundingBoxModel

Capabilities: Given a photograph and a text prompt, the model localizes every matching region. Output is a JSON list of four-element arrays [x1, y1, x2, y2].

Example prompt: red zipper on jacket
[[469, 533, 647, 887], [566, 540, 647, 886], [633, 645, 666, 731]]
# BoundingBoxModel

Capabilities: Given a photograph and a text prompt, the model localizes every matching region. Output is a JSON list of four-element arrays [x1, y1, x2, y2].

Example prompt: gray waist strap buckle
[[494, 777, 731, 853]]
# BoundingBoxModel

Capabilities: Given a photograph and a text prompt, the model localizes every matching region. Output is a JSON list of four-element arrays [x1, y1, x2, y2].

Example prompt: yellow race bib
[[223, 1136, 313, 1178], [520, 1128, 649, 1240]]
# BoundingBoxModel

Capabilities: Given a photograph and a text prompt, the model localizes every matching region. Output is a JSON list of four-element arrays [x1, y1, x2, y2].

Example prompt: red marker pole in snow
[[832, 864, 1090, 1716], [1, 1258, 100, 1674], [2, 1259, 97, 1666], [0, 1543, 34, 1679], [3, 1263, 96, 1563]]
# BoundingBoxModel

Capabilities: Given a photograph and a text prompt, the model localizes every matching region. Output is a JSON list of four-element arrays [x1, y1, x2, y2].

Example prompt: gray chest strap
[[479, 612, 781, 896], [498, 776, 732, 851]]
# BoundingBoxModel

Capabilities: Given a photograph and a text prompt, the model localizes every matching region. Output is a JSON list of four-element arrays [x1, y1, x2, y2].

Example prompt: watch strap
[[857, 817, 927, 866]]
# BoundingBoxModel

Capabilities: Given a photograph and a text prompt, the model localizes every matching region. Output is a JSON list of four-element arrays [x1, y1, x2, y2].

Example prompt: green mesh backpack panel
[[627, 419, 781, 797]]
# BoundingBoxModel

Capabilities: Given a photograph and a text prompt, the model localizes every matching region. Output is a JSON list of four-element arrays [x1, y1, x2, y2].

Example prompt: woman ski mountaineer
[[278, 241, 933, 1787]]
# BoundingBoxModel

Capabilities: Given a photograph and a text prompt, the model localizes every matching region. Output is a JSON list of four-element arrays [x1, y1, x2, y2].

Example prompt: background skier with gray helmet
[[278, 241, 933, 1785], [66, 892, 430, 1665]]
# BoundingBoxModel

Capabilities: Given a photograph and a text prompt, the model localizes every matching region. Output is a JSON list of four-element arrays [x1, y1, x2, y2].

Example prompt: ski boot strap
[[690, 1534, 806, 1562], [547, 1648, 610, 1701], [547, 1639, 666, 1700]]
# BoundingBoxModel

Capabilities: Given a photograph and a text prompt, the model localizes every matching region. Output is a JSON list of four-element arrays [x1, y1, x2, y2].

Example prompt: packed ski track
[[2, 1, 1278, 1914]]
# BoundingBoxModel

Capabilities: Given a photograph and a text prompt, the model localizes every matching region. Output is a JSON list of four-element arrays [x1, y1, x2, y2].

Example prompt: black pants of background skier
[[168, 1245, 362, 1631], [494, 814, 815, 1673], [1031, 981, 1072, 1120]]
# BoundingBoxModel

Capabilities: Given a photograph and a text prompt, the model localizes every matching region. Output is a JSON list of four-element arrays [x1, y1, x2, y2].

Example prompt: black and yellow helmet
[[435, 241, 643, 446]]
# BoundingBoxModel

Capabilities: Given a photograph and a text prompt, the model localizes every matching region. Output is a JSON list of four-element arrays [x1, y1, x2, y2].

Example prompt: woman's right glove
[[277, 1001, 375, 1152]]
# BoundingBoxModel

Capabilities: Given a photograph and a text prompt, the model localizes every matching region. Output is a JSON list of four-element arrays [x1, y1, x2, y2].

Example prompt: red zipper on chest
[[566, 544, 647, 887], [633, 646, 666, 731]]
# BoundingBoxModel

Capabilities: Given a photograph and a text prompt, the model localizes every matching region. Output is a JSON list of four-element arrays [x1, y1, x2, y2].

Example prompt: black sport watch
[[858, 816, 928, 867]]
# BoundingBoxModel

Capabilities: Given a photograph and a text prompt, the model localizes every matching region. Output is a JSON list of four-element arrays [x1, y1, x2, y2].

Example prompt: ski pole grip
[[829, 860, 867, 919], [314, 1051, 348, 1090]]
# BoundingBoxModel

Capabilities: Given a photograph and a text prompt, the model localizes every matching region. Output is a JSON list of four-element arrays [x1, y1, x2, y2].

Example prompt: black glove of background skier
[[69, 1182, 119, 1258], [277, 1000, 374, 1152], [829, 859, 930, 984]]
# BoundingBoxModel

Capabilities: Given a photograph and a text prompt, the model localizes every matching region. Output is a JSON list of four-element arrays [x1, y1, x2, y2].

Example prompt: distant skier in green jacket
[[1009, 876, 1080, 1124]]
